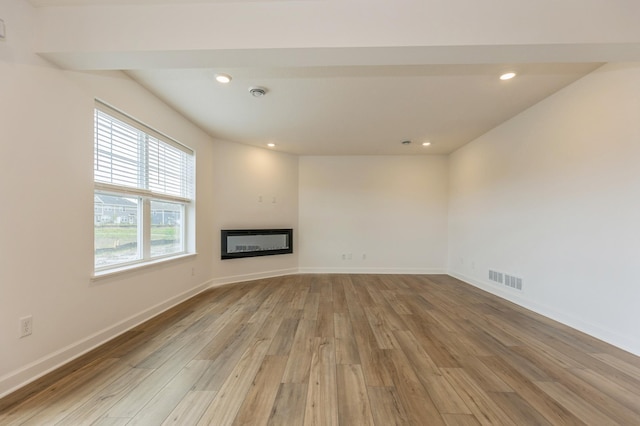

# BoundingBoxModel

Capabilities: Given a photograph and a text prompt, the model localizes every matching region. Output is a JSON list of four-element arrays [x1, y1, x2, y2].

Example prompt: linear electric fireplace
[[221, 228, 293, 259]]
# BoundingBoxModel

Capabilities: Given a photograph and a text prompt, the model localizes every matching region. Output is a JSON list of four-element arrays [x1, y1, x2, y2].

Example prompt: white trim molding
[[298, 267, 446, 275], [449, 271, 640, 357], [0, 281, 212, 399], [209, 268, 299, 288]]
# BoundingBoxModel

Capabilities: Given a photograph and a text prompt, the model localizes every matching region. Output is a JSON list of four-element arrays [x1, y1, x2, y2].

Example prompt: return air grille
[[488, 270, 503, 284], [489, 269, 523, 290], [505, 274, 523, 290]]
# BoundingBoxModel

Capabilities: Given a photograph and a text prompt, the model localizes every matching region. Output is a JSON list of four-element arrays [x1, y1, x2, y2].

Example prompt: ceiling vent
[[249, 86, 268, 97]]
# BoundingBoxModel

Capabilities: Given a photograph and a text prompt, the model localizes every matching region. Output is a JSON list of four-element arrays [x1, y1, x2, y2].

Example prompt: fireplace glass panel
[[227, 234, 289, 253], [221, 229, 293, 259]]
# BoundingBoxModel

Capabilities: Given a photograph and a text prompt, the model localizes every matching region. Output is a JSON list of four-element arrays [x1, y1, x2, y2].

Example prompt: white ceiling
[[28, 0, 640, 155], [128, 63, 600, 155]]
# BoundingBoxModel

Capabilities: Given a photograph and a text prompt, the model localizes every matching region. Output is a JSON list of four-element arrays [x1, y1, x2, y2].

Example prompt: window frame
[[93, 101, 195, 276]]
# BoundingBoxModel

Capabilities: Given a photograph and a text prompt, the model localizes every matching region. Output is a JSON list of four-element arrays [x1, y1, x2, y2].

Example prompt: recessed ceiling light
[[500, 72, 516, 81], [215, 73, 232, 84], [422, 142, 431, 147], [267, 143, 276, 148]]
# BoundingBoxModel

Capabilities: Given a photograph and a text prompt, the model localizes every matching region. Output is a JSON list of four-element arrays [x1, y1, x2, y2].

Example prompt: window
[[94, 102, 195, 273]]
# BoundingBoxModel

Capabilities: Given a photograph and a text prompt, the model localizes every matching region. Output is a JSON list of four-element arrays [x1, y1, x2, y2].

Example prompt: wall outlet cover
[[20, 316, 33, 338]]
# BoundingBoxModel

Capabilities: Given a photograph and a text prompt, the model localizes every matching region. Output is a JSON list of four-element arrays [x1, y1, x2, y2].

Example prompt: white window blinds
[[94, 104, 194, 201]]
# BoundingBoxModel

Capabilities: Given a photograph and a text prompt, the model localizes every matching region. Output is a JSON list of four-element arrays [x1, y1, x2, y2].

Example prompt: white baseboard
[[449, 270, 640, 357], [0, 280, 213, 399], [0, 268, 296, 399], [8, 268, 635, 401], [209, 268, 299, 288], [298, 267, 445, 275]]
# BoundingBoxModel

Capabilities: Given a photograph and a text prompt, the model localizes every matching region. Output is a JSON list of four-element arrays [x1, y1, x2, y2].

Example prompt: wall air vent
[[489, 270, 503, 284], [505, 274, 523, 290], [489, 269, 523, 290]]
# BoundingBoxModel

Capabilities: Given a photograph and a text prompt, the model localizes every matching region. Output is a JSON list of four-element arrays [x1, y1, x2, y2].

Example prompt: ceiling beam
[[32, 0, 640, 70]]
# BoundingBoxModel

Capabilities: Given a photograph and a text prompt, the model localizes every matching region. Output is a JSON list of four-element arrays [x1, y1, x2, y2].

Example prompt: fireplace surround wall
[[221, 228, 293, 259]]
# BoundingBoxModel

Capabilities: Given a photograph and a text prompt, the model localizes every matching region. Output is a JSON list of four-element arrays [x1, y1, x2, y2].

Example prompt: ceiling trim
[[40, 44, 640, 71]]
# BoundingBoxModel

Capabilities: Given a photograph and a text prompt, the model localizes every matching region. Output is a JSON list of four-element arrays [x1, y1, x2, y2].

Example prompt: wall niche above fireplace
[[221, 228, 293, 260]]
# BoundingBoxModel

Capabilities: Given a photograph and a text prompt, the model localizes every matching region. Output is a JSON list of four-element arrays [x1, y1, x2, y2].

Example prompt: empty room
[[1, 0, 640, 424]]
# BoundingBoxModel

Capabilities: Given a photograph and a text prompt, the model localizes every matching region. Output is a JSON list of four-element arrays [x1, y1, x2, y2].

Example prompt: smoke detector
[[249, 86, 268, 97]]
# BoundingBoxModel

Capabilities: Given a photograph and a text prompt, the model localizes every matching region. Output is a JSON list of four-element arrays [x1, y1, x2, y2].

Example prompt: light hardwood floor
[[1, 274, 640, 425]]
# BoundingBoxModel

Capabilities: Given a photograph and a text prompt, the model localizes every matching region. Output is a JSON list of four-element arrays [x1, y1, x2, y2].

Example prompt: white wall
[[210, 140, 299, 284], [448, 63, 640, 355], [299, 156, 448, 273], [0, 1, 298, 397], [0, 45, 212, 399]]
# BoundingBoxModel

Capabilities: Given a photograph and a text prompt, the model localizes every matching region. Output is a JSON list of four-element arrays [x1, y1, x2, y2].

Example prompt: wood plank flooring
[[2, 274, 640, 425]]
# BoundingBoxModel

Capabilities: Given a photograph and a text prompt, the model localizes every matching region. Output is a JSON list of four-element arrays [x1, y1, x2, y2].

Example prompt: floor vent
[[489, 269, 522, 290]]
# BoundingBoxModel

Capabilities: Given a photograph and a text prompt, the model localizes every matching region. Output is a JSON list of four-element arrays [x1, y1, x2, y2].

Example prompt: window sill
[[91, 253, 197, 281]]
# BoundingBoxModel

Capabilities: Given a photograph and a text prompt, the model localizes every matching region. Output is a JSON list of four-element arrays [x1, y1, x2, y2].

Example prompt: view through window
[[94, 103, 194, 271]]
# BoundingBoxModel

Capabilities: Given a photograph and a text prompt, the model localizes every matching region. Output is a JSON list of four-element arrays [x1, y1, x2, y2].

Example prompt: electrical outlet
[[191, 267, 195, 276], [20, 315, 33, 338]]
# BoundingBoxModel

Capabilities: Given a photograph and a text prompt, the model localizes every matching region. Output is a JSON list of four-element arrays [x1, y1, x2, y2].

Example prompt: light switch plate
[[0, 19, 6, 40]]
